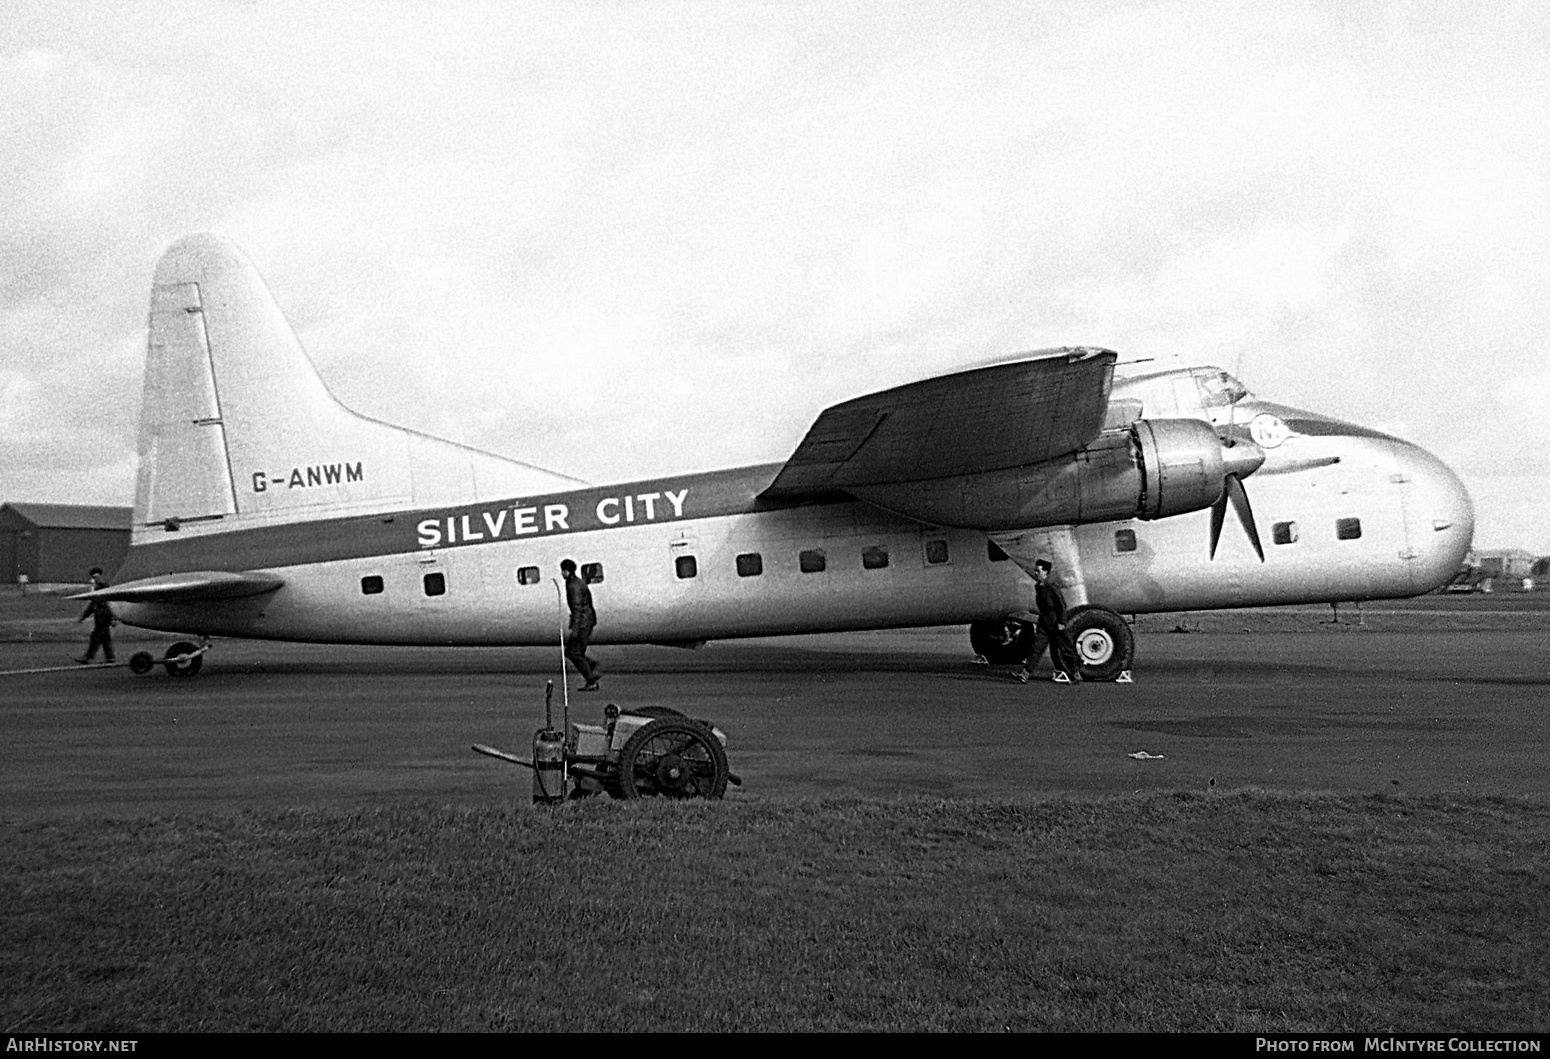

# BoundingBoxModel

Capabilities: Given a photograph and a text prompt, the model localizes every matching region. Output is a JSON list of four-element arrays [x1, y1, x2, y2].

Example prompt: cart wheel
[[128, 651, 155, 675], [164, 641, 203, 679], [616, 718, 729, 800]]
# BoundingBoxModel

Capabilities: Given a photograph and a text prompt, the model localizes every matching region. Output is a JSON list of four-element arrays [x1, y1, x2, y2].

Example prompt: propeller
[[1209, 466, 1264, 561], [1210, 387, 1266, 562]]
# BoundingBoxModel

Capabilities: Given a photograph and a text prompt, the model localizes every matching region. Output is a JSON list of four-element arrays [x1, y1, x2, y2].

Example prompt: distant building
[[0, 502, 132, 587], [1449, 548, 1544, 592]]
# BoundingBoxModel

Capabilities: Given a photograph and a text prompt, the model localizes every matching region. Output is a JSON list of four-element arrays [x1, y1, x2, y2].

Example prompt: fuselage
[[114, 371, 1474, 646]]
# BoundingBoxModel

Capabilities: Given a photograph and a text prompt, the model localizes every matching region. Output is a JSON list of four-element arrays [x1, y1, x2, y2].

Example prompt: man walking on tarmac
[[76, 567, 115, 665], [1017, 558, 1082, 684], [560, 558, 600, 691]]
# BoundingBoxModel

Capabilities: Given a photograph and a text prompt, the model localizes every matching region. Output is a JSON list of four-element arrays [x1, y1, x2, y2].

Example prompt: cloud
[[1, 0, 1547, 552]]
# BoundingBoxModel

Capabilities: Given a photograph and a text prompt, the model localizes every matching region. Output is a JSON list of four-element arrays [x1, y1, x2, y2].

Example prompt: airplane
[[77, 233, 1475, 680]]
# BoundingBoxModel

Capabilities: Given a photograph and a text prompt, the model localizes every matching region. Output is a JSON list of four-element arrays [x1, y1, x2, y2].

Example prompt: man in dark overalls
[[1018, 558, 1082, 684], [560, 558, 600, 691], [76, 567, 115, 664]]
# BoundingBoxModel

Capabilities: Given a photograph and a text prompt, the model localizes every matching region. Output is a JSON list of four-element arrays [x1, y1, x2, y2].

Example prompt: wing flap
[[762, 347, 1117, 498], [71, 571, 285, 603]]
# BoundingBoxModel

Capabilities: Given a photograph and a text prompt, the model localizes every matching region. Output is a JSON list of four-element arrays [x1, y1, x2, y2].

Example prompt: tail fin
[[133, 233, 580, 538]]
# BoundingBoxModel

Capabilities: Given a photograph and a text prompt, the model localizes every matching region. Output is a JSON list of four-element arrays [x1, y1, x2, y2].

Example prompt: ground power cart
[[475, 686, 738, 802]]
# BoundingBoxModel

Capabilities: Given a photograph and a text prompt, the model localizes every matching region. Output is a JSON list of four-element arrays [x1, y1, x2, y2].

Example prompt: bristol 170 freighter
[[81, 233, 1474, 679]]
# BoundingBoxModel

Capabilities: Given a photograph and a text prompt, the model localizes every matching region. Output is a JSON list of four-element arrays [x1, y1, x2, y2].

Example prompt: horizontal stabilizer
[[762, 347, 1116, 499], [71, 571, 285, 603]]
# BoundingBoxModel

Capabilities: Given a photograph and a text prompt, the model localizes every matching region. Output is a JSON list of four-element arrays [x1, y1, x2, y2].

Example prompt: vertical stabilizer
[[133, 233, 580, 537]]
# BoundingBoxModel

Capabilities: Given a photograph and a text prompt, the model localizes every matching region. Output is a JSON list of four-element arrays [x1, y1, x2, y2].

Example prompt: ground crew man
[[560, 558, 600, 691], [1018, 558, 1082, 684], [76, 567, 115, 665]]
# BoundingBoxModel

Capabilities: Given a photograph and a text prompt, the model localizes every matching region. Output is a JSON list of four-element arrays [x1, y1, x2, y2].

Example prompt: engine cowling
[[846, 418, 1262, 530]]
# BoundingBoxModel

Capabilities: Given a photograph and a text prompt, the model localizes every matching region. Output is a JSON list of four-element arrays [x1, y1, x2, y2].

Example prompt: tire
[[624, 706, 686, 720], [616, 718, 729, 800], [968, 619, 1034, 665], [128, 651, 155, 675], [1065, 607, 1134, 682], [164, 641, 203, 679]]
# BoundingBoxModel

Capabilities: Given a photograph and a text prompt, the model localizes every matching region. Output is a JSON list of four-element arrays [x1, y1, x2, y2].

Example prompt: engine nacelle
[[847, 418, 1257, 531]]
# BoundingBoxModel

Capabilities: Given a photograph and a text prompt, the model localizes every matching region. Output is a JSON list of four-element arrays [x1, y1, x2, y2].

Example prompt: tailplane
[[133, 233, 579, 541]]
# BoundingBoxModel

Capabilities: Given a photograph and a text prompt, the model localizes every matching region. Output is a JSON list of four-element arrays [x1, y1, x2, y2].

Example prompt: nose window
[[1196, 370, 1248, 408]]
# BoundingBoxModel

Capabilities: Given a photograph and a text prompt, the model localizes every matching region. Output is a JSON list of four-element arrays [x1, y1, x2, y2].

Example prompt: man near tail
[[76, 567, 115, 664], [560, 559, 600, 691], [1019, 559, 1082, 684]]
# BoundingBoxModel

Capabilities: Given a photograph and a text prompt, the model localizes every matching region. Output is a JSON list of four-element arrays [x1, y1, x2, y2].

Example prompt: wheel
[[1066, 607, 1134, 682], [164, 641, 203, 678], [616, 718, 729, 800], [128, 651, 155, 675], [968, 619, 1034, 665]]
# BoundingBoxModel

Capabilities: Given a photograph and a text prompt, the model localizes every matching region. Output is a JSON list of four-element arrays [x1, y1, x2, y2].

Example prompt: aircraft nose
[[1402, 442, 1475, 592]]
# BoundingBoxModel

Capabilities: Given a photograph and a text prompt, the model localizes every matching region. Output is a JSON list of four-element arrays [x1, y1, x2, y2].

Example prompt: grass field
[[4, 792, 1547, 1032]]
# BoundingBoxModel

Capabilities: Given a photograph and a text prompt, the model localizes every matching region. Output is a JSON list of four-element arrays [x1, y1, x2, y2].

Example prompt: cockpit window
[[1196, 370, 1249, 408]]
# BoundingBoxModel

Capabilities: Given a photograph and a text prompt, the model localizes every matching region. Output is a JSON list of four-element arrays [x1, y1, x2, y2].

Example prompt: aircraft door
[[413, 551, 450, 639], [1391, 471, 1421, 593]]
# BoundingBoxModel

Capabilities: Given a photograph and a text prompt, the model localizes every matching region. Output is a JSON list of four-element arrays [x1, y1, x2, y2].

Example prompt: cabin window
[[799, 548, 826, 573], [360, 575, 384, 595], [517, 566, 541, 586], [862, 545, 889, 570], [736, 553, 763, 577], [1336, 517, 1362, 541], [581, 562, 604, 584], [675, 555, 698, 579], [925, 539, 949, 565], [1114, 529, 1137, 554], [1273, 521, 1299, 545], [987, 541, 1010, 563], [423, 572, 446, 596]]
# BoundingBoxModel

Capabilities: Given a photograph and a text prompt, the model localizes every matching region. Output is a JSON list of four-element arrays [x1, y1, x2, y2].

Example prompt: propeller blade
[[1208, 490, 1228, 559], [1252, 455, 1341, 476], [1224, 473, 1265, 561]]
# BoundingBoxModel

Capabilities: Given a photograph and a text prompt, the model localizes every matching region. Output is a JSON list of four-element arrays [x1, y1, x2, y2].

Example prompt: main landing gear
[[969, 605, 1135, 682]]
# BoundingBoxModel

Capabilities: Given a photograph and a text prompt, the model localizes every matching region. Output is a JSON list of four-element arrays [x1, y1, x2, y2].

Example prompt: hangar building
[[0, 502, 132, 587]]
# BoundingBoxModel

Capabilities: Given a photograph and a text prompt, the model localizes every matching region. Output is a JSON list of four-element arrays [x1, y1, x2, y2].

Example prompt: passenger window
[[517, 566, 541, 586], [1114, 529, 1137, 554], [581, 562, 604, 584], [1336, 518, 1362, 541], [675, 556, 698, 579], [925, 539, 949, 565], [736, 553, 763, 577], [799, 549, 826, 573], [862, 545, 889, 570], [423, 572, 446, 596], [987, 541, 1010, 563], [1273, 522, 1299, 545], [361, 575, 384, 595]]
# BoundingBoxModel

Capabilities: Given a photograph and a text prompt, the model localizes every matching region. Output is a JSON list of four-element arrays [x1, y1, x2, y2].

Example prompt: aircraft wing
[[761, 347, 1117, 498], [71, 571, 285, 603]]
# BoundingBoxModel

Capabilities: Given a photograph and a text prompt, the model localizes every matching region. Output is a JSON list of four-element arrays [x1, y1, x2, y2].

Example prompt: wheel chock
[[1116, 670, 1134, 683]]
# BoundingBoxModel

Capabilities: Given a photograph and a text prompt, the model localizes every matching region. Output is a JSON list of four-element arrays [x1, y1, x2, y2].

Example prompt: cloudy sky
[[3, 1, 1546, 551]]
